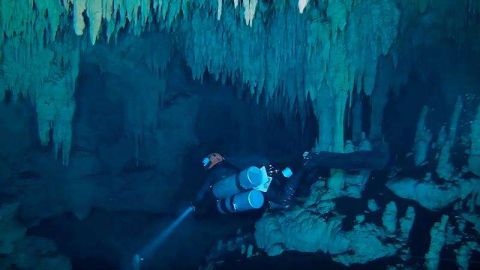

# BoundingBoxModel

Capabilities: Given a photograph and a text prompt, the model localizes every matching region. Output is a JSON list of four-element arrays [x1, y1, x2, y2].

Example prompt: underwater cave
[[1, 1, 480, 270]]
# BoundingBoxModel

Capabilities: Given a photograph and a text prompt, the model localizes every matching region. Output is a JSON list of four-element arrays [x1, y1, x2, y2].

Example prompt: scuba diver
[[192, 144, 389, 216]]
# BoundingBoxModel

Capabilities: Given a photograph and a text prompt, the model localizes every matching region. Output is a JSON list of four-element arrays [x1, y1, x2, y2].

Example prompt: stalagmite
[[436, 126, 447, 150], [343, 136, 372, 198], [332, 223, 399, 266], [368, 199, 380, 212], [456, 242, 479, 270], [256, 197, 416, 266], [382, 201, 398, 234], [355, 215, 365, 224], [437, 97, 463, 180], [425, 215, 449, 270], [414, 106, 432, 166], [255, 207, 350, 256], [399, 207, 415, 240]]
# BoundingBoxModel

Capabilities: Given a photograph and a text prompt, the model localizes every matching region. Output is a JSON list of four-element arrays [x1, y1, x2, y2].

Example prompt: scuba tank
[[216, 190, 265, 213], [212, 166, 264, 199], [211, 166, 266, 213]]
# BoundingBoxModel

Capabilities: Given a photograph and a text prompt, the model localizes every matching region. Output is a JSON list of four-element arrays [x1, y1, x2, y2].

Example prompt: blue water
[[132, 206, 195, 269], [2, 3, 480, 269]]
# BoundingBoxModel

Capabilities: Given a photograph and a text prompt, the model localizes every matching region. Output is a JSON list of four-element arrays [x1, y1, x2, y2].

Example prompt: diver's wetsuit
[[193, 156, 288, 216], [193, 160, 240, 217], [279, 147, 390, 206], [194, 146, 389, 215]]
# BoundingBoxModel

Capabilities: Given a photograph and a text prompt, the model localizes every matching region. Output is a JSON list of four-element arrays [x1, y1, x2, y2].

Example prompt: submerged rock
[[386, 177, 480, 211]]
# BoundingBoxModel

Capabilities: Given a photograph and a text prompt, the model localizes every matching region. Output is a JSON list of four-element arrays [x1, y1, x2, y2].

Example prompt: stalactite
[[0, 0, 79, 165], [83, 33, 172, 164], [298, 0, 309, 14], [243, 0, 258, 27], [86, 0, 102, 45], [217, 0, 223, 20], [73, 0, 87, 35], [33, 43, 79, 166], [0, 0, 477, 172], [63, 0, 191, 43], [182, 0, 400, 163], [0, 36, 80, 165]]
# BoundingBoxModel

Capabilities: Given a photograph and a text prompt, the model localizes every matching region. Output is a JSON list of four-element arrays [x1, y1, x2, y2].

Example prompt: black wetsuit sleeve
[[277, 149, 389, 207], [267, 169, 306, 207], [193, 162, 240, 217], [279, 168, 307, 206], [195, 162, 240, 202]]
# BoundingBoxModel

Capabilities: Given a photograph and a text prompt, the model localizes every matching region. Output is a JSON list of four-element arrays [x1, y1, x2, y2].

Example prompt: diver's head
[[202, 153, 225, 170]]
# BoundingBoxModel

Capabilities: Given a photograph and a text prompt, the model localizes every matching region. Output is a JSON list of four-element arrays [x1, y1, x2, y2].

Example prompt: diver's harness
[[196, 146, 389, 215]]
